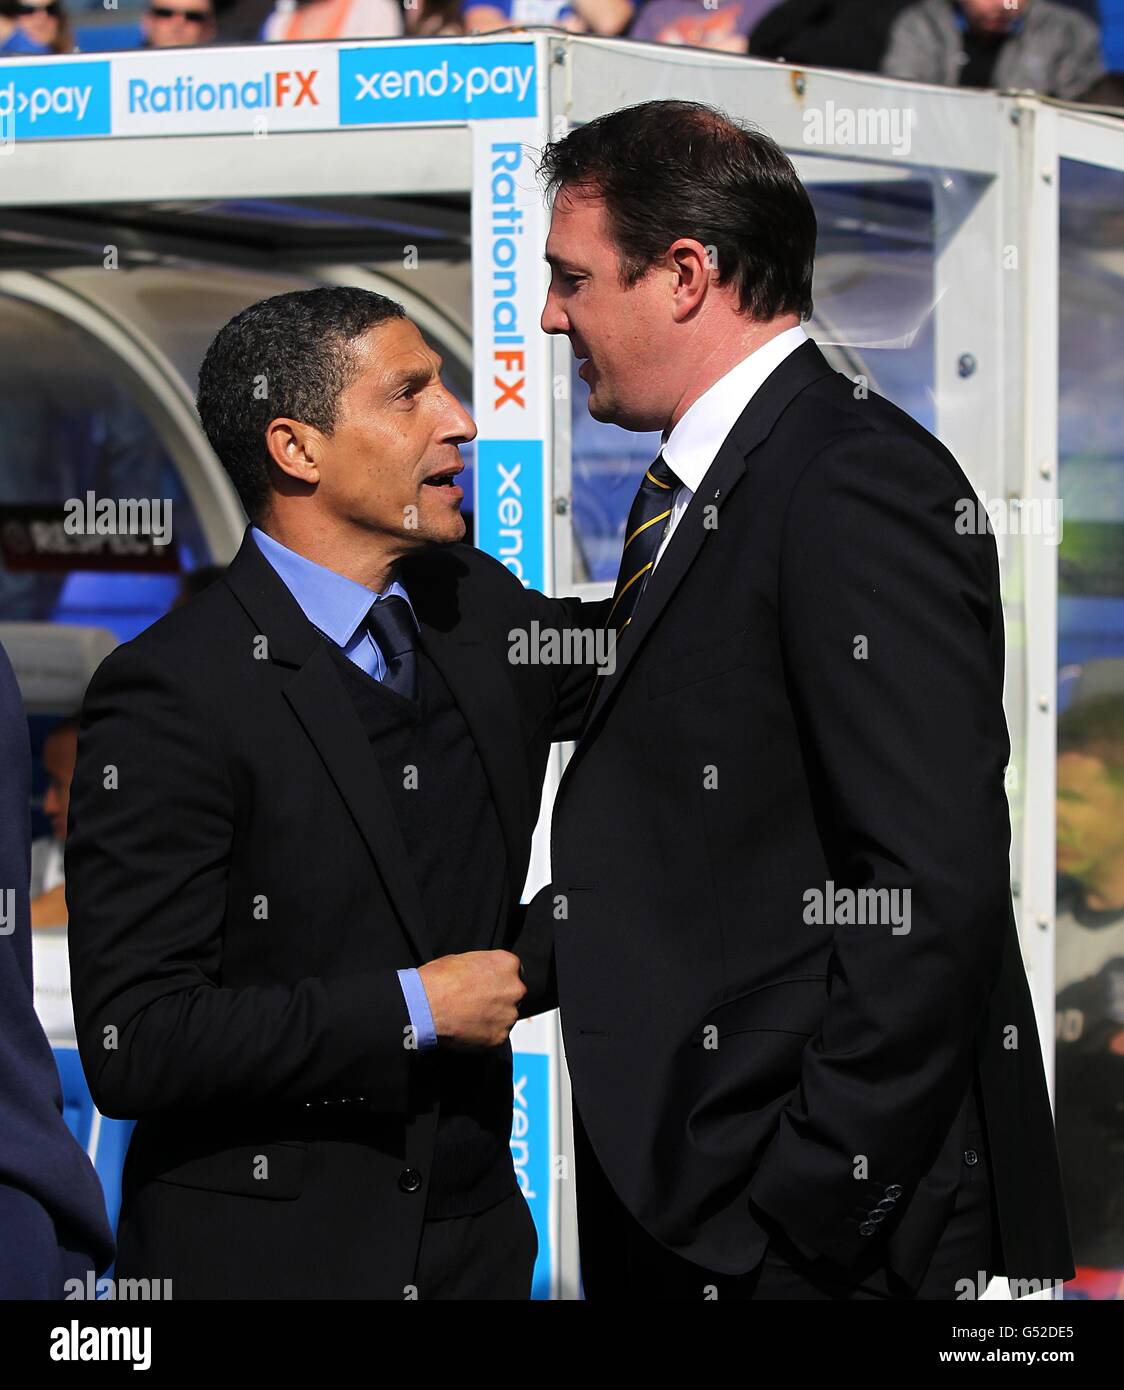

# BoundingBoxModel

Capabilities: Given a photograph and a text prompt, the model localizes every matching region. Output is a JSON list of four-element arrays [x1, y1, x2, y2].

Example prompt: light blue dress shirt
[[250, 526, 437, 1051]]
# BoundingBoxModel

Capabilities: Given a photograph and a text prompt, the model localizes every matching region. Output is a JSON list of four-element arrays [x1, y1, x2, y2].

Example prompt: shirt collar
[[250, 525, 416, 646], [661, 324, 808, 493]]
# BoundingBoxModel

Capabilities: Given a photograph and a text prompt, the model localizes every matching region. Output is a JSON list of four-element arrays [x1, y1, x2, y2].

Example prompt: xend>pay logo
[[0, 61, 110, 140], [340, 43, 536, 125]]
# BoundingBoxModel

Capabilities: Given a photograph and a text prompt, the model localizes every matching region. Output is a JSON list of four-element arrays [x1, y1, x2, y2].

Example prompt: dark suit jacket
[[529, 339, 1075, 1290], [0, 640, 113, 1298], [65, 529, 598, 1299]]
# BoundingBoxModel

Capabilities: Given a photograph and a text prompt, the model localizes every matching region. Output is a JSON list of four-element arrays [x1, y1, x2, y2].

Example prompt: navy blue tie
[[579, 453, 678, 733], [606, 453, 678, 635], [365, 595, 418, 703]]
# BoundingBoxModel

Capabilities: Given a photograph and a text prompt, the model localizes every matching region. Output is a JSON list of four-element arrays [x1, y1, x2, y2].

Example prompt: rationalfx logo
[[128, 67, 320, 115], [339, 43, 536, 125]]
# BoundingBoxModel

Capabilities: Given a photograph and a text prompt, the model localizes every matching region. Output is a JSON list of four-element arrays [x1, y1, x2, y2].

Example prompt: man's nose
[[540, 289, 567, 337], [444, 392, 477, 444]]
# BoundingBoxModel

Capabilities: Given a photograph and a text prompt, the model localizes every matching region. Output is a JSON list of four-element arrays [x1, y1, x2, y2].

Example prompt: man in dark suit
[[65, 288, 601, 1299], [531, 99, 1074, 1298], [0, 639, 114, 1298]]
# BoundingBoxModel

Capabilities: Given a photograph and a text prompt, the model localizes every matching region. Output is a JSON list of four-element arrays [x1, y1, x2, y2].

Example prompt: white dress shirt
[[653, 324, 809, 569]]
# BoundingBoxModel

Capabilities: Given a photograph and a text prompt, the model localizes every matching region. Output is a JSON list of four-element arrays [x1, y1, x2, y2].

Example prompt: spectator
[[882, 0, 1105, 99], [11, 0, 73, 52], [749, 0, 915, 73], [1053, 695, 1124, 1283], [463, 0, 633, 37], [1078, 69, 1124, 106], [213, 0, 274, 40], [28, 719, 77, 930], [260, 0, 403, 38], [401, 0, 463, 32], [630, 0, 778, 52], [142, 0, 217, 46], [1, 0, 47, 52]]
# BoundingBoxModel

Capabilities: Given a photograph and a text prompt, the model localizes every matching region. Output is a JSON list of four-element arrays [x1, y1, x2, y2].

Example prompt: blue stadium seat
[[75, 22, 145, 51]]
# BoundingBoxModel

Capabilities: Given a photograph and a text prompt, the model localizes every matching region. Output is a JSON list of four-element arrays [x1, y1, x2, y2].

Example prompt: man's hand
[[418, 950, 526, 1049]]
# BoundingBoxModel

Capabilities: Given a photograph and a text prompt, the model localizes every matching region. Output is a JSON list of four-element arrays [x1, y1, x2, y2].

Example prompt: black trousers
[[573, 1108, 1003, 1301], [412, 1188, 538, 1300]]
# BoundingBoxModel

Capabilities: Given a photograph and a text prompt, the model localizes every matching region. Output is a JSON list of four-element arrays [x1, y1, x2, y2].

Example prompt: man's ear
[[265, 418, 322, 486], [667, 237, 713, 322]]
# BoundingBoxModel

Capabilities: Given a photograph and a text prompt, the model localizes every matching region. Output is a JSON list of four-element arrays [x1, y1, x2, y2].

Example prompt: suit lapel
[[416, 621, 530, 926], [223, 529, 432, 961], [582, 434, 747, 734], [399, 548, 531, 946], [579, 338, 837, 741]]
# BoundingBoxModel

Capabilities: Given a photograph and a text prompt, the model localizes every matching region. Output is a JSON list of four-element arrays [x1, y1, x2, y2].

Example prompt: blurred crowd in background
[[0, 0, 1122, 107]]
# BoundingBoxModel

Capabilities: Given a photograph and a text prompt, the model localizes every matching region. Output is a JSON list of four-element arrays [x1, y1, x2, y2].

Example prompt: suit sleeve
[[66, 644, 412, 1120], [745, 428, 1012, 1270], [466, 544, 612, 742], [504, 589, 611, 1012], [529, 591, 614, 742], [510, 886, 559, 1018], [0, 643, 114, 1286]]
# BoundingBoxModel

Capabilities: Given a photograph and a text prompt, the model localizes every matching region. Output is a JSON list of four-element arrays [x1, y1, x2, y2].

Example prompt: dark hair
[[4, 0, 73, 50], [1058, 696, 1124, 779], [537, 100, 816, 322], [196, 287, 405, 523]]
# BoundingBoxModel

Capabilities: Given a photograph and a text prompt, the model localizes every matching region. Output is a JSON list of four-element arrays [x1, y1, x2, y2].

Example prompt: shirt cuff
[[397, 968, 438, 1051]]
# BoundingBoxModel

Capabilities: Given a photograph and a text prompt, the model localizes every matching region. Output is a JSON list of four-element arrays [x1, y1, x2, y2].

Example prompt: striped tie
[[605, 452, 678, 636]]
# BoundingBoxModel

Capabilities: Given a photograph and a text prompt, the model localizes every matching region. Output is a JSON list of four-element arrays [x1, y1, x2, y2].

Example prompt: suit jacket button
[[859, 1221, 877, 1236], [884, 1185, 903, 1199], [398, 1168, 423, 1194], [875, 1198, 896, 1211], [963, 1149, 979, 1167]]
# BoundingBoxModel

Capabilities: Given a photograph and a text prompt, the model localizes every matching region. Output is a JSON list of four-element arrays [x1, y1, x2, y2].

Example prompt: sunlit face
[[143, 0, 215, 47], [1056, 750, 1124, 883], [16, 0, 60, 46], [541, 187, 677, 433], [42, 725, 77, 841], [960, 0, 1026, 34], [289, 318, 476, 554]]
